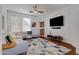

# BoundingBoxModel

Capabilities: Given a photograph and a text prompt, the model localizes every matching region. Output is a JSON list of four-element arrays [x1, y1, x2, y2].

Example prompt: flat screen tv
[[50, 16, 64, 26]]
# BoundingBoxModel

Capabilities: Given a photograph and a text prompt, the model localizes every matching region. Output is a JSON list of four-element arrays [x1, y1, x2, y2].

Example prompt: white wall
[[44, 5, 79, 54], [1, 5, 8, 41], [0, 5, 2, 55], [32, 16, 40, 36], [0, 5, 2, 36]]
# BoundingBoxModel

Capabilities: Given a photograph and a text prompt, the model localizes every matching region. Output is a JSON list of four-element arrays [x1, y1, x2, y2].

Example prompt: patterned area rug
[[26, 38, 70, 55]]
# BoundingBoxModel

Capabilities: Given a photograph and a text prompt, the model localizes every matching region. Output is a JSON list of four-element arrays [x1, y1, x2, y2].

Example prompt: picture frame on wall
[[40, 21, 44, 27], [32, 21, 36, 27]]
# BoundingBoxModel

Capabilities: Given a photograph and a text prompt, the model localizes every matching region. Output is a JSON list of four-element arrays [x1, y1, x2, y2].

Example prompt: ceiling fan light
[[29, 5, 44, 14], [34, 11, 38, 13]]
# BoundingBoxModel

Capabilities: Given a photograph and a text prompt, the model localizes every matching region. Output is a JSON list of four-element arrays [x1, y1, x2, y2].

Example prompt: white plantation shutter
[[9, 16, 22, 32], [8, 15, 31, 33]]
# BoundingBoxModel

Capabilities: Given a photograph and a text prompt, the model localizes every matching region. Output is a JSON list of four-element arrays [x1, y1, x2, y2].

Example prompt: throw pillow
[[9, 34, 16, 43], [6, 35, 12, 43]]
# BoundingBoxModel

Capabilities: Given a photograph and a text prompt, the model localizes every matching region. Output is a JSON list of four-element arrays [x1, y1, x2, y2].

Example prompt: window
[[22, 18, 31, 32], [8, 15, 31, 33], [9, 16, 22, 32]]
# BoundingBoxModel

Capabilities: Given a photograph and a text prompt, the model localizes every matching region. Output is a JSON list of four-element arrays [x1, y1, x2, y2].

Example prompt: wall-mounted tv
[[50, 16, 64, 26]]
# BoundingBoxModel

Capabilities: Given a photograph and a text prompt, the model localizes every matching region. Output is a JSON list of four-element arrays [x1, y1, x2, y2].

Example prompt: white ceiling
[[4, 4, 70, 15]]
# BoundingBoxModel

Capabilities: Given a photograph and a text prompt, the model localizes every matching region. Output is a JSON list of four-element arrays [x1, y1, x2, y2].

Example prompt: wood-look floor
[[40, 37, 76, 55]]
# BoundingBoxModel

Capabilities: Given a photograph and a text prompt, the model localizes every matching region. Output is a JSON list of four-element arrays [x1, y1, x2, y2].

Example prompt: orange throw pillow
[[2, 43, 16, 50]]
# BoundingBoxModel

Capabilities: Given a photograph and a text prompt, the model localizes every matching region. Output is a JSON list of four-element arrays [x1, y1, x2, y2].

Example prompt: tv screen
[[50, 16, 63, 26]]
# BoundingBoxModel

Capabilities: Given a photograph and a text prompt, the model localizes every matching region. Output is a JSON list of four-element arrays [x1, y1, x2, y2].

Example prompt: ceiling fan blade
[[29, 5, 44, 14], [38, 11, 43, 13], [29, 11, 34, 13]]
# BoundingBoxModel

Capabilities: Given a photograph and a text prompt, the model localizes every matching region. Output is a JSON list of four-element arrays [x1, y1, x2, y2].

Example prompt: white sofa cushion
[[2, 38, 28, 55], [2, 42, 28, 55]]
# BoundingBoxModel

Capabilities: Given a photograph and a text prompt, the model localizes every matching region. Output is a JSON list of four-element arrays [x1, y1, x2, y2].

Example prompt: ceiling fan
[[29, 5, 44, 14]]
